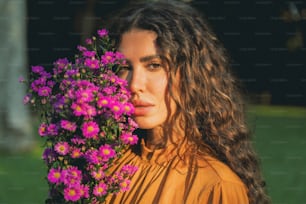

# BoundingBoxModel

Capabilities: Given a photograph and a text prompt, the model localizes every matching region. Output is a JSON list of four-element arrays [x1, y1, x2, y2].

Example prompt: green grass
[[0, 150, 47, 204], [249, 105, 306, 204], [0, 105, 305, 204]]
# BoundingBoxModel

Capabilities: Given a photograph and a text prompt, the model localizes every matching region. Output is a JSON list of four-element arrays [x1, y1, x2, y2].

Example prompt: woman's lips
[[132, 100, 154, 116]]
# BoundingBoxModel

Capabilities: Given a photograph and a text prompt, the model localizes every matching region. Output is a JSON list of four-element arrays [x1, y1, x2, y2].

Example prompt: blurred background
[[0, 0, 305, 203]]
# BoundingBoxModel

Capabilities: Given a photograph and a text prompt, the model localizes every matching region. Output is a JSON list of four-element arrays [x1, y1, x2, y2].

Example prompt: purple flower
[[31, 77, 46, 92], [47, 80, 55, 87], [83, 51, 96, 57], [47, 123, 58, 136], [38, 86, 52, 96], [24, 27, 138, 201], [84, 58, 100, 69], [97, 29, 108, 37], [23, 94, 31, 104], [31, 65, 44, 74], [101, 51, 115, 65], [53, 95, 65, 111], [42, 148, 56, 164], [40, 71, 52, 78], [18, 76, 25, 83]]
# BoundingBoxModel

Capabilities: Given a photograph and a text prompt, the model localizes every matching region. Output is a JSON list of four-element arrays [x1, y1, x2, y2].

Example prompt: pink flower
[[98, 144, 116, 161], [91, 167, 105, 180], [121, 165, 138, 175], [71, 137, 86, 145], [122, 103, 134, 115], [38, 123, 48, 136], [47, 168, 62, 184], [71, 102, 86, 116], [86, 149, 100, 164], [61, 166, 82, 186], [83, 104, 97, 118], [97, 29, 108, 37], [64, 186, 81, 202], [115, 51, 125, 61], [97, 96, 111, 108], [109, 102, 123, 116], [93, 182, 108, 197], [120, 179, 131, 192], [102, 86, 116, 95], [81, 121, 99, 138], [80, 185, 89, 199], [85, 38, 93, 45], [71, 148, 83, 158], [60, 120, 77, 132], [84, 58, 100, 69], [75, 89, 94, 103], [54, 142, 69, 155], [77, 45, 87, 52], [120, 133, 138, 145]]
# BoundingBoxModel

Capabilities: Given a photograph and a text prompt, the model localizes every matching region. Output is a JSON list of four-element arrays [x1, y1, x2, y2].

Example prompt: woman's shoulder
[[190, 155, 249, 203], [196, 155, 245, 186]]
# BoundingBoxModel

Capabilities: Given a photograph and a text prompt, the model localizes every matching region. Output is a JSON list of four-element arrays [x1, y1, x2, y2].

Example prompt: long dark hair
[[108, 1, 270, 203]]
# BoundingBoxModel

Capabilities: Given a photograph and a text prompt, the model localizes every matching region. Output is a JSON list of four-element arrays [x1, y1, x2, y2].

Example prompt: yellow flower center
[[103, 149, 110, 155], [54, 172, 60, 179], [69, 189, 76, 196]]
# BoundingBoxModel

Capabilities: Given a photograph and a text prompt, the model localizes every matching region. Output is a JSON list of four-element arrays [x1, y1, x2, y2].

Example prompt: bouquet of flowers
[[22, 29, 138, 203]]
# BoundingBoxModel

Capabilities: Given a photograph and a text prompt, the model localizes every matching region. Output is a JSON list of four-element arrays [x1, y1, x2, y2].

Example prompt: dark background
[[27, 0, 306, 106]]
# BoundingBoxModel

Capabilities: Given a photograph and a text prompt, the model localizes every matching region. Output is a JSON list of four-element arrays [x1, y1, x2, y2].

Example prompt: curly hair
[[108, 1, 270, 203]]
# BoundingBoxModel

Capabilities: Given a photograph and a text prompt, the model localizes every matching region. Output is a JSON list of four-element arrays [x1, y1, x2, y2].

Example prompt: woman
[[105, 1, 270, 203]]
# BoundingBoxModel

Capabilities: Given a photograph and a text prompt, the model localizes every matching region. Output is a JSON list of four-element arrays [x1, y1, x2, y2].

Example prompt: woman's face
[[118, 29, 176, 129]]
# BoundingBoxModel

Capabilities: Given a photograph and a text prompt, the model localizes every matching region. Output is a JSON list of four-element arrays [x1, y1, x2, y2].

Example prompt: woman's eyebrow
[[139, 55, 161, 62]]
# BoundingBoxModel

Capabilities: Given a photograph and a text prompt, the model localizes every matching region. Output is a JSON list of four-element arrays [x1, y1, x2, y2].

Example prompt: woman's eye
[[120, 65, 131, 71], [147, 63, 162, 70], [117, 65, 131, 77]]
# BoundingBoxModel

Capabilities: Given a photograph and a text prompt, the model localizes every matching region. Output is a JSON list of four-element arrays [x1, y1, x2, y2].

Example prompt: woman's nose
[[128, 66, 146, 94]]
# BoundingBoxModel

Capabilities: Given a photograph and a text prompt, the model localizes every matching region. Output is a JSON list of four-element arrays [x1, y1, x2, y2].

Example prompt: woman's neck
[[144, 125, 184, 150]]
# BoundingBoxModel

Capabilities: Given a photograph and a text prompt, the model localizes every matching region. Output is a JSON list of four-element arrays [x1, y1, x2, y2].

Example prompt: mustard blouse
[[105, 140, 249, 204]]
